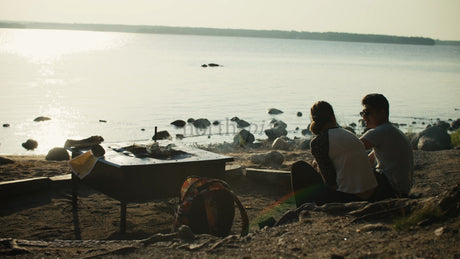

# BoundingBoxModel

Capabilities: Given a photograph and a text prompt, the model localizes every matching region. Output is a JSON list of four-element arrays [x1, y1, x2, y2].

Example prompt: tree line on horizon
[[0, 21, 449, 46]]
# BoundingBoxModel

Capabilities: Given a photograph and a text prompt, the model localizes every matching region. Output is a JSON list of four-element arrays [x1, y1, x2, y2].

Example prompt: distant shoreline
[[2, 20, 459, 46]]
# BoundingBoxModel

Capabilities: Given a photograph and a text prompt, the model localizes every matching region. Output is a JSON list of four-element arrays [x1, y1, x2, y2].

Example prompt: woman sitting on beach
[[291, 101, 378, 207]]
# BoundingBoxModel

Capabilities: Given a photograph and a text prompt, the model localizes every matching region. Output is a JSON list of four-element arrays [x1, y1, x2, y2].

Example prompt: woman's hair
[[310, 101, 335, 135]]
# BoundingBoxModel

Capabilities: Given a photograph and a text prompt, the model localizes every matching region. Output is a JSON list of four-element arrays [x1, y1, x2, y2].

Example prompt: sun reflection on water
[[0, 28, 132, 154], [14, 106, 84, 155], [0, 28, 131, 64]]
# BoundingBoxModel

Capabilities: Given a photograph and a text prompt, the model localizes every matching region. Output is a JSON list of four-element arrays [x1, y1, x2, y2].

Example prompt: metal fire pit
[[68, 142, 233, 235]]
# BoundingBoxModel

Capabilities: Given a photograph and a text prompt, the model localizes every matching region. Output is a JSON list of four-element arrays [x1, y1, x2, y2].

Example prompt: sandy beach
[[0, 145, 459, 258]]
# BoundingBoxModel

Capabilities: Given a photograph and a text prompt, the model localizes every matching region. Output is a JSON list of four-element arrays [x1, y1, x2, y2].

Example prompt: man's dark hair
[[362, 93, 389, 117]]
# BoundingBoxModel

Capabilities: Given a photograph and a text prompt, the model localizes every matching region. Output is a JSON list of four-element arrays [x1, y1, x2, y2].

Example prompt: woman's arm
[[311, 133, 337, 189]]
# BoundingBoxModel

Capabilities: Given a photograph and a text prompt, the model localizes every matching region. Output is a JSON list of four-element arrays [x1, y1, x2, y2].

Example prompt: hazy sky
[[1, 0, 459, 40]]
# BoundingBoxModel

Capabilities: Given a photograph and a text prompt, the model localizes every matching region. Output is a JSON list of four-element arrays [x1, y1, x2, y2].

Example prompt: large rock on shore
[[272, 137, 292, 151], [297, 138, 311, 150], [450, 119, 460, 131], [265, 127, 287, 141], [412, 125, 451, 151], [233, 129, 255, 147], [435, 121, 450, 131], [46, 147, 70, 161], [250, 151, 284, 167]]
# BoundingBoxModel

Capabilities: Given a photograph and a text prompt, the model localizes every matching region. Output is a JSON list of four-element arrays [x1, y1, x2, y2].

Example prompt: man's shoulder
[[363, 122, 410, 145], [361, 123, 391, 142], [368, 122, 397, 134]]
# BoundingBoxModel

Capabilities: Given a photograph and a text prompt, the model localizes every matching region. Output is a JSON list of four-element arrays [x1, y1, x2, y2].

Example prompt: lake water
[[1, 28, 460, 155]]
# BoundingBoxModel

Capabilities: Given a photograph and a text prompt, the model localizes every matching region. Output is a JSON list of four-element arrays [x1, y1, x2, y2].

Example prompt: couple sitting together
[[291, 93, 414, 207]]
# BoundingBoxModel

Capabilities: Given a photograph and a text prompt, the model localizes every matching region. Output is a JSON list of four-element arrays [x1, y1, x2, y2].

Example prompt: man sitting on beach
[[359, 93, 414, 200]]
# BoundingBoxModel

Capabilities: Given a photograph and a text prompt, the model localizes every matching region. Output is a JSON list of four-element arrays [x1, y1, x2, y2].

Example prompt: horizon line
[[1, 20, 460, 43]]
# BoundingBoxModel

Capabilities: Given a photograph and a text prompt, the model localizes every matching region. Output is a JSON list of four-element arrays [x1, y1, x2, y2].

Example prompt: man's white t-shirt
[[362, 122, 414, 195]]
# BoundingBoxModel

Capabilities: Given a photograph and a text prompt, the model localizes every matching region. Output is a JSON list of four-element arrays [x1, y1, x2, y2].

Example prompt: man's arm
[[360, 137, 376, 166], [368, 150, 376, 167], [360, 137, 374, 150]]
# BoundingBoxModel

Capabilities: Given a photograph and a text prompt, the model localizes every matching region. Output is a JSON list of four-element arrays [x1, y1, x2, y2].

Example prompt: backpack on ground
[[173, 176, 249, 237]]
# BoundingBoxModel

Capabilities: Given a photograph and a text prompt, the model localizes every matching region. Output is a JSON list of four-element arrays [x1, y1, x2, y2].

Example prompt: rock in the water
[[0, 156, 14, 165], [267, 108, 283, 115], [265, 126, 287, 141], [264, 120, 288, 140], [64, 136, 104, 148], [152, 130, 172, 141], [265, 127, 288, 141], [271, 119, 287, 129], [236, 119, 250, 128], [187, 118, 195, 123], [22, 139, 38, 150], [301, 128, 311, 136], [33, 116, 51, 122], [250, 151, 284, 167], [201, 64, 208, 67], [272, 137, 292, 151], [230, 117, 250, 128], [2, 123, 10, 127], [99, 119, 107, 123], [233, 129, 255, 146], [412, 125, 451, 151], [212, 120, 220, 126], [45, 147, 70, 161], [208, 63, 220, 67], [171, 120, 186, 128], [192, 118, 211, 129], [297, 112, 303, 117], [176, 134, 185, 140]]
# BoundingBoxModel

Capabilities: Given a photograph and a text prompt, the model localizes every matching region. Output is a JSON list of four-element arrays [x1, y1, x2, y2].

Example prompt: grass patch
[[451, 129, 460, 147], [393, 205, 443, 231], [250, 195, 296, 231]]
